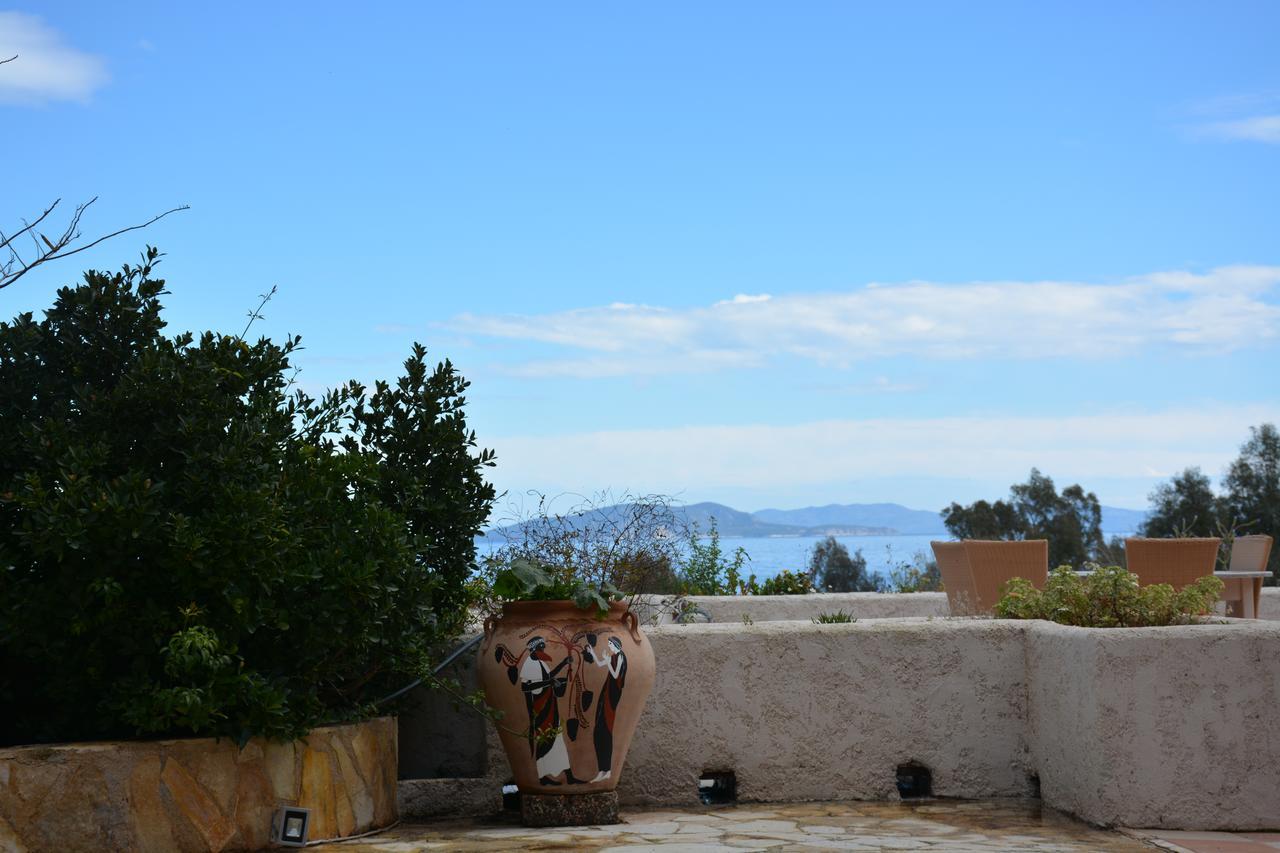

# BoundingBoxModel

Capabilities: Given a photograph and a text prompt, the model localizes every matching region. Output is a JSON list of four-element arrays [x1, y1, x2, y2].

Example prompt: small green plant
[[812, 610, 857, 624], [491, 558, 623, 615], [994, 565, 1224, 627], [671, 598, 710, 624]]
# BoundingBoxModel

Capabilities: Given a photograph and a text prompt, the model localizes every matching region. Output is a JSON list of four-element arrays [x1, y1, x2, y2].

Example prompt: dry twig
[[1, 197, 189, 291]]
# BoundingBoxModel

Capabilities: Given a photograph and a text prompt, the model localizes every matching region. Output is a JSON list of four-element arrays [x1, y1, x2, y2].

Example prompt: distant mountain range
[[1098, 505, 1148, 535], [677, 502, 897, 537], [753, 503, 945, 535], [484, 500, 1149, 540]]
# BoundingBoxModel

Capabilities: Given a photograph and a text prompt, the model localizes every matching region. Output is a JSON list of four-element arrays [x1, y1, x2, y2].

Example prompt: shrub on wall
[[994, 565, 1222, 628], [0, 250, 494, 745], [755, 569, 814, 595]]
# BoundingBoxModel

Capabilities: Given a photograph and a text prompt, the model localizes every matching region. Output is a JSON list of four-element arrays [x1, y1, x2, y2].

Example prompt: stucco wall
[[668, 588, 1277, 624], [0, 717, 398, 853], [621, 618, 1032, 806], [401, 613, 1280, 830], [668, 592, 949, 624], [1261, 587, 1279, 621], [1028, 620, 1280, 830]]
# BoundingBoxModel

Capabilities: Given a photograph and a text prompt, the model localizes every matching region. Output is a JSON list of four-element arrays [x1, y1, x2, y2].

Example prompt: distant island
[[483, 499, 1149, 540]]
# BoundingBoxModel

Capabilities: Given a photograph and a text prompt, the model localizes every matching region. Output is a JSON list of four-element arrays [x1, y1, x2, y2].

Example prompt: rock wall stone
[[0, 717, 398, 853]]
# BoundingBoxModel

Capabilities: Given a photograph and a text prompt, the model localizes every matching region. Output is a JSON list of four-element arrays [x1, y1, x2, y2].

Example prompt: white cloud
[[450, 266, 1280, 377], [1202, 115, 1280, 144], [0, 13, 108, 105], [484, 405, 1280, 505]]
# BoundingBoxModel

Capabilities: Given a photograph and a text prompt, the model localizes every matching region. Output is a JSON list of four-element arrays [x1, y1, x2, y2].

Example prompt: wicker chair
[[960, 540, 1049, 615], [1228, 534, 1273, 573], [931, 541, 979, 616], [1227, 534, 1274, 617], [1123, 537, 1221, 589]]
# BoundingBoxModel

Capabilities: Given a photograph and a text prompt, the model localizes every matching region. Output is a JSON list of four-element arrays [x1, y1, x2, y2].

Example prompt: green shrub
[[755, 569, 814, 595], [882, 545, 942, 593], [679, 517, 751, 595], [812, 610, 857, 624], [994, 565, 1223, 627], [0, 250, 494, 745]]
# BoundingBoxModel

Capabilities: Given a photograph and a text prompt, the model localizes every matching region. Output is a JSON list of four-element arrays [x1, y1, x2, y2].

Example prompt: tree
[[1141, 467, 1220, 538], [0, 250, 495, 745], [808, 536, 879, 592], [939, 499, 1021, 541], [941, 469, 1104, 568], [1220, 423, 1280, 578]]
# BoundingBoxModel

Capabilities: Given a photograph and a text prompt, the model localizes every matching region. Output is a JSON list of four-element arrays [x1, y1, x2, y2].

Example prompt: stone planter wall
[[1027, 620, 1280, 829], [402, 615, 1280, 830], [0, 717, 398, 853], [664, 591, 949, 623], [642, 589, 1278, 624]]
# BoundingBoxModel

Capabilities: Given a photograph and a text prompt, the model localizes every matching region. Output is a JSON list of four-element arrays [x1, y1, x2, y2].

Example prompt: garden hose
[[371, 633, 484, 710]]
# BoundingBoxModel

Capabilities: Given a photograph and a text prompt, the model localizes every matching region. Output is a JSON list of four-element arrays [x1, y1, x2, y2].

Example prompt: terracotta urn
[[478, 600, 654, 794]]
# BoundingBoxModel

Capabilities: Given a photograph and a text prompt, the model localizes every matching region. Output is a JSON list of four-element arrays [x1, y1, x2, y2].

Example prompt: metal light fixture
[[272, 806, 311, 847]]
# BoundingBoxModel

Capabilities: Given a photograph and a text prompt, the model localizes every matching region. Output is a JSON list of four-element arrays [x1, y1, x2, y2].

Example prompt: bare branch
[[1, 200, 188, 291], [0, 55, 16, 66], [42, 204, 188, 262], [0, 199, 61, 255]]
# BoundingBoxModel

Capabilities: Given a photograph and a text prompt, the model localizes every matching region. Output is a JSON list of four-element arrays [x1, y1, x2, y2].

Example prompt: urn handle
[[482, 614, 498, 641], [621, 609, 641, 642]]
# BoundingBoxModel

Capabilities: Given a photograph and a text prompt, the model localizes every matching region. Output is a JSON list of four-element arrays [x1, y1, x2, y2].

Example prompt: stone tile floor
[[1136, 831, 1280, 853], [322, 799, 1166, 851]]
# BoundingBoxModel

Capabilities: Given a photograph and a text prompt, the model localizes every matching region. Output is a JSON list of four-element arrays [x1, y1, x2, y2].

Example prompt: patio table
[[1214, 571, 1272, 618], [1072, 570, 1273, 618]]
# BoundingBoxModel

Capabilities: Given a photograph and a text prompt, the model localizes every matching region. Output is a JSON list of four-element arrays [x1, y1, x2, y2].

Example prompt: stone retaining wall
[[1027, 620, 1280, 829], [0, 717, 398, 853], [669, 591, 949, 623], [622, 619, 1032, 806], [401, 614, 1280, 830], [648, 589, 1278, 624]]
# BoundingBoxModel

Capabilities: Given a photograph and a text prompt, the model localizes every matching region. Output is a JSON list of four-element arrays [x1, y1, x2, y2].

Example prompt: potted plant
[[477, 558, 655, 796]]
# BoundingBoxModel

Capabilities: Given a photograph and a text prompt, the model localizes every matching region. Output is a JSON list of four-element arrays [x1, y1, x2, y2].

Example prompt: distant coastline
[[480, 499, 1148, 541]]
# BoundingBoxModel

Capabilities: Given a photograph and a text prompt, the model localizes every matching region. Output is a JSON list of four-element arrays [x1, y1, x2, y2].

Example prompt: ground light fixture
[[272, 806, 311, 847]]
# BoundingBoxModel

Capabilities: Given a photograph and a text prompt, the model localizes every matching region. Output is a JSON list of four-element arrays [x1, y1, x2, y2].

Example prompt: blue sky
[[4, 2, 1278, 513]]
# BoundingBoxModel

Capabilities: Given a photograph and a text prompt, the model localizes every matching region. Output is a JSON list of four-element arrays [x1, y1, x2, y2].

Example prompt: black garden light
[[272, 806, 311, 847]]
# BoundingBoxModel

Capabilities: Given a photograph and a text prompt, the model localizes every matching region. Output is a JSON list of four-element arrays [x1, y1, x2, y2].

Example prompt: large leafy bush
[[994, 565, 1223, 627], [0, 250, 494, 745]]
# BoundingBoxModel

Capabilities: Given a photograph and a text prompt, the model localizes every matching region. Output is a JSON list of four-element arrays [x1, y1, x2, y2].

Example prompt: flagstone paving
[[322, 799, 1162, 851]]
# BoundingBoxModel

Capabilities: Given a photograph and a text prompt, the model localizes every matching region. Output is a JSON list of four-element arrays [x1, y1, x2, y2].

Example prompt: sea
[[476, 533, 942, 585], [711, 534, 940, 583]]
